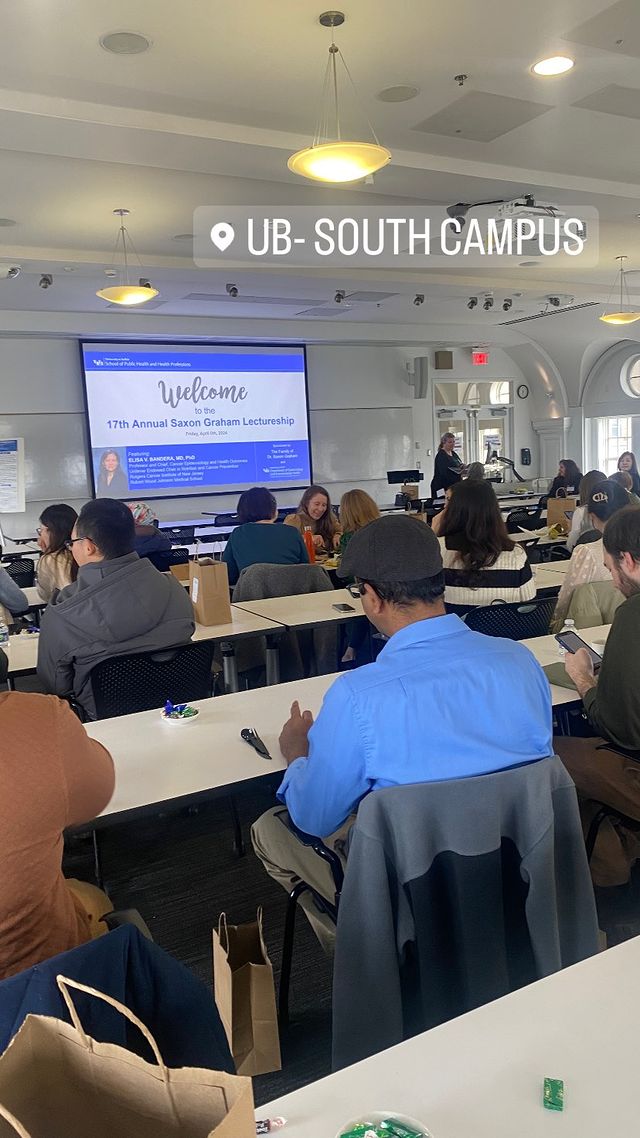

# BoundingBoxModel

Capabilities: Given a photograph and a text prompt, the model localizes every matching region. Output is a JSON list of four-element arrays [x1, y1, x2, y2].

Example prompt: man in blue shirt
[[251, 514, 553, 950]]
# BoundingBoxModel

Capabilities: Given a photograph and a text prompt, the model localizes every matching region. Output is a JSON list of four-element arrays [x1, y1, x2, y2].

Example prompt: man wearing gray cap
[[252, 515, 553, 949]]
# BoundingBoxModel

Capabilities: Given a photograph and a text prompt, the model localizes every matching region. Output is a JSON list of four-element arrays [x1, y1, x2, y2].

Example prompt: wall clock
[[517, 384, 530, 399]]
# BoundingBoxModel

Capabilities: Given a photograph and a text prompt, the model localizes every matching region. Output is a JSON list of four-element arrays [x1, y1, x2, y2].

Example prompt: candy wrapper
[[340, 1118, 428, 1138], [256, 1119, 287, 1134], [161, 700, 200, 723]]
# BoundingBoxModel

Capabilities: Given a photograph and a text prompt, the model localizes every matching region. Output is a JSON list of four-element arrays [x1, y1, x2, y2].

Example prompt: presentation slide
[[81, 343, 311, 499]]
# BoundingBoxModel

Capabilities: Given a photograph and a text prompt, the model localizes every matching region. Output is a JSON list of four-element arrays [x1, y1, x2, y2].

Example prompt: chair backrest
[[4, 558, 35, 588], [232, 561, 333, 602], [506, 506, 541, 533], [89, 640, 215, 719], [463, 596, 556, 639], [145, 547, 189, 572], [332, 759, 599, 1070], [567, 579, 624, 629], [161, 525, 195, 545]]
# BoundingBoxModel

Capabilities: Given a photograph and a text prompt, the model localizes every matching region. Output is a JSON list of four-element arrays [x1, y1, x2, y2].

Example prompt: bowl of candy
[[161, 700, 200, 725], [335, 1113, 432, 1138]]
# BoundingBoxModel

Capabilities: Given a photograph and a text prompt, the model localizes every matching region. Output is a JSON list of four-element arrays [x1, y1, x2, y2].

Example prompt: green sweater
[[583, 591, 640, 750], [222, 522, 308, 586]]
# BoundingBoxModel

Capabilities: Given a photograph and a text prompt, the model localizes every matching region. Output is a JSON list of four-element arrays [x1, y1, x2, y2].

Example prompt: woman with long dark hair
[[440, 480, 535, 608], [431, 432, 465, 496], [36, 503, 78, 601], [617, 451, 640, 496], [548, 458, 582, 498], [284, 484, 341, 553], [96, 449, 128, 498]]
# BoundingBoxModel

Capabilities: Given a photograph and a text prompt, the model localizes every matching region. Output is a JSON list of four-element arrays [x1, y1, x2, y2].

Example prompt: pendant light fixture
[[96, 209, 159, 306], [288, 11, 391, 184], [599, 255, 640, 325]]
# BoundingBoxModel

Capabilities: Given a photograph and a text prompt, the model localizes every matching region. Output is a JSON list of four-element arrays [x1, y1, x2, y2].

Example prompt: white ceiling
[[1, 0, 640, 324]]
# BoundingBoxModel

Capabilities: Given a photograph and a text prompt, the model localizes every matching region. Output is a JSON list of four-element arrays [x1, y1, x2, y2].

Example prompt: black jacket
[[431, 449, 463, 495]]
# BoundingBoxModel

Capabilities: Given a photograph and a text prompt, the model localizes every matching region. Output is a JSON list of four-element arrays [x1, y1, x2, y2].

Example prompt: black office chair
[[4, 557, 35, 588], [162, 525, 195, 545], [506, 506, 543, 534], [584, 742, 640, 863], [277, 815, 345, 1025], [89, 641, 215, 720], [547, 545, 571, 561], [144, 546, 190, 572], [463, 596, 556, 640]]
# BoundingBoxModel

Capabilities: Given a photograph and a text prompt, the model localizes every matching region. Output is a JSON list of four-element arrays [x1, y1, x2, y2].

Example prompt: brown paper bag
[[170, 562, 190, 584], [0, 975, 254, 1138], [189, 559, 232, 626], [547, 496, 577, 533], [213, 909, 281, 1076]]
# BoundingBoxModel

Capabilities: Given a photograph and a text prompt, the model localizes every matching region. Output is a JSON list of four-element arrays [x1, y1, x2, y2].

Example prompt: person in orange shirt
[[0, 689, 115, 979]]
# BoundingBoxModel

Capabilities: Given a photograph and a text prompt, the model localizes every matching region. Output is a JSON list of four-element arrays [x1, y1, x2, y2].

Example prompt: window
[[620, 356, 640, 398], [490, 380, 510, 405], [597, 416, 633, 474]]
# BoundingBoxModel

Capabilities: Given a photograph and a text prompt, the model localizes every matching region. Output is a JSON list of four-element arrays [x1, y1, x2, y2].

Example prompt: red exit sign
[[472, 350, 489, 366]]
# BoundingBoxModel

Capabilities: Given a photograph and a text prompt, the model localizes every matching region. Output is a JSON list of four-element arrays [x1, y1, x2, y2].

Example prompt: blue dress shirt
[[278, 614, 554, 836]]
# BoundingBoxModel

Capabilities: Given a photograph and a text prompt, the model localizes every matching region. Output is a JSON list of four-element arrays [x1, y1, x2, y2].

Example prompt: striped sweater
[[441, 541, 535, 609]]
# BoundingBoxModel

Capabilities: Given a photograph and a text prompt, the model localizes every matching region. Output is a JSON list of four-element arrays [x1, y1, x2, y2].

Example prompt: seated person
[[617, 450, 640, 496], [338, 489, 381, 665], [555, 506, 640, 887], [465, 461, 485, 482], [0, 691, 114, 979], [548, 458, 582, 498], [552, 480, 630, 631], [284, 485, 342, 554], [610, 470, 640, 507], [127, 502, 173, 558], [252, 515, 553, 950], [37, 499, 194, 719], [566, 470, 606, 552], [439, 480, 535, 609], [223, 487, 308, 586], [0, 565, 29, 627], [36, 503, 78, 602]]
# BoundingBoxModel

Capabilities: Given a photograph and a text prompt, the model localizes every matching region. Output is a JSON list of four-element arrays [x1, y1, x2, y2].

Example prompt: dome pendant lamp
[[288, 11, 391, 184], [599, 255, 640, 325], [96, 209, 159, 306]]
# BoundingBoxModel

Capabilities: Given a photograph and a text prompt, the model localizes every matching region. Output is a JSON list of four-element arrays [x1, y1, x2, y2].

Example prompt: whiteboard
[[0, 414, 90, 503], [311, 407, 413, 482]]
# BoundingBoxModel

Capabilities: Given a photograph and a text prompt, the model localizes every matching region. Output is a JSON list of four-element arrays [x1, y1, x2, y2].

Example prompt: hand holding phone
[[555, 631, 602, 670]]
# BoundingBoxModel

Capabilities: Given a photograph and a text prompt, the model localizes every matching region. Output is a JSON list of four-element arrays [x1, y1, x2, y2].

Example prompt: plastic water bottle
[[557, 618, 576, 658], [0, 622, 8, 645]]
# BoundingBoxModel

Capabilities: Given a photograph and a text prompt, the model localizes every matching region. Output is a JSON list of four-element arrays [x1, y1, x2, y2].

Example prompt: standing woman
[[36, 504, 78, 602], [617, 451, 640, 496], [284, 484, 341, 553], [96, 450, 128, 498], [431, 432, 465, 497]]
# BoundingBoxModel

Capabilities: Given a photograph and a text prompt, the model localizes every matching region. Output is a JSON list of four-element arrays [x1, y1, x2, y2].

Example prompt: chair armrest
[[102, 909, 154, 940], [278, 814, 345, 895]]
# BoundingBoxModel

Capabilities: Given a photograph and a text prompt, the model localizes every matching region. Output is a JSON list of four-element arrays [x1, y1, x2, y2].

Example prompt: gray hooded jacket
[[37, 553, 194, 718]]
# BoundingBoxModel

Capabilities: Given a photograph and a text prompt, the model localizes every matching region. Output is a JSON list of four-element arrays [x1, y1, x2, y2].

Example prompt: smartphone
[[555, 631, 602, 669], [333, 603, 356, 612]]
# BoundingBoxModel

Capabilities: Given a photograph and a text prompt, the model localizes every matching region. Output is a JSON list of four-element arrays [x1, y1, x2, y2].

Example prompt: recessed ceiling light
[[0, 218, 16, 227], [99, 31, 151, 55], [63, 266, 79, 272], [377, 85, 420, 103], [531, 55, 574, 76], [172, 233, 194, 241], [520, 260, 540, 267]]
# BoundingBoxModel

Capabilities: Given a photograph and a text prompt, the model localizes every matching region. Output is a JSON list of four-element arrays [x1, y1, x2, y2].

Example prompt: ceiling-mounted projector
[[0, 265, 20, 280]]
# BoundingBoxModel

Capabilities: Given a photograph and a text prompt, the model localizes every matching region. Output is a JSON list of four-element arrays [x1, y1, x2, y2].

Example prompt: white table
[[86, 673, 336, 823], [3, 607, 285, 692], [234, 588, 365, 630], [521, 625, 610, 712], [259, 935, 640, 1137], [536, 559, 571, 576], [532, 565, 566, 592], [513, 529, 567, 547]]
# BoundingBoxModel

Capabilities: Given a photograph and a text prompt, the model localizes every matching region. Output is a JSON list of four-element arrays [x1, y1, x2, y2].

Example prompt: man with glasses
[[252, 514, 553, 949], [37, 498, 194, 719]]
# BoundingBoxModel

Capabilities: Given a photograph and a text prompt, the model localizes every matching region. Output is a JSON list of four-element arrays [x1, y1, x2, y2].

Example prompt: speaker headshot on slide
[[95, 448, 129, 498]]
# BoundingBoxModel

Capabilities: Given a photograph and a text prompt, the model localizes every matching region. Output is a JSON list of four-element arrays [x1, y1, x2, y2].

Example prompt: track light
[[226, 282, 239, 297], [502, 298, 512, 312], [413, 294, 424, 307], [335, 289, 346, 304], [483, 295, 494, 311], [467, 296, 478, 310]]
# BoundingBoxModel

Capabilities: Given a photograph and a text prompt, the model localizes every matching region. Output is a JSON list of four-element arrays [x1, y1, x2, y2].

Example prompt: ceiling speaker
[[434, 350, 453, 370]]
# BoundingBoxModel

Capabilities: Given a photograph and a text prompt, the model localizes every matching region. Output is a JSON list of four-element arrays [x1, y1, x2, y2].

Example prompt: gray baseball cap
[[338, 514, 443, 582]]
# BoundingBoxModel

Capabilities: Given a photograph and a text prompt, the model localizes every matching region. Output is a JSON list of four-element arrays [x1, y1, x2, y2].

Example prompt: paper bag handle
[[0, 1104, 31, 1138], [217, 912, 229, 951], [56, 975, 169, 1081]]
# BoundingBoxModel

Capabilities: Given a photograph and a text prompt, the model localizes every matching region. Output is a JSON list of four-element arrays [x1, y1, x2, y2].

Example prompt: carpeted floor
[[63, 779, 334, 1107]]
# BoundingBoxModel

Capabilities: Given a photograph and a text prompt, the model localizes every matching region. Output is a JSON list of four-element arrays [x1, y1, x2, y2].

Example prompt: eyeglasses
[[36, 527, 43, 536], [64, 537, 84, 550], [347, 582, 365, 599]]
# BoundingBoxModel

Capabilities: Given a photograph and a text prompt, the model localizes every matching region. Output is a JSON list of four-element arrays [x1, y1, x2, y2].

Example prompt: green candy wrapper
[[543, 1077, 564, 1112], [381, 1121, 424, 1138]]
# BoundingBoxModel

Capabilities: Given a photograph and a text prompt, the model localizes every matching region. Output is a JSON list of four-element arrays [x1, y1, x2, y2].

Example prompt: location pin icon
[[210, 222, 235, 252]]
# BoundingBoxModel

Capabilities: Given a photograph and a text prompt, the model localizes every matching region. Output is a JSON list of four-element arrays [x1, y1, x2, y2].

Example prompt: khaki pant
[[67, 879, 114, 938], [251, 807, 353, 952], [555, 736, 640, 887]]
